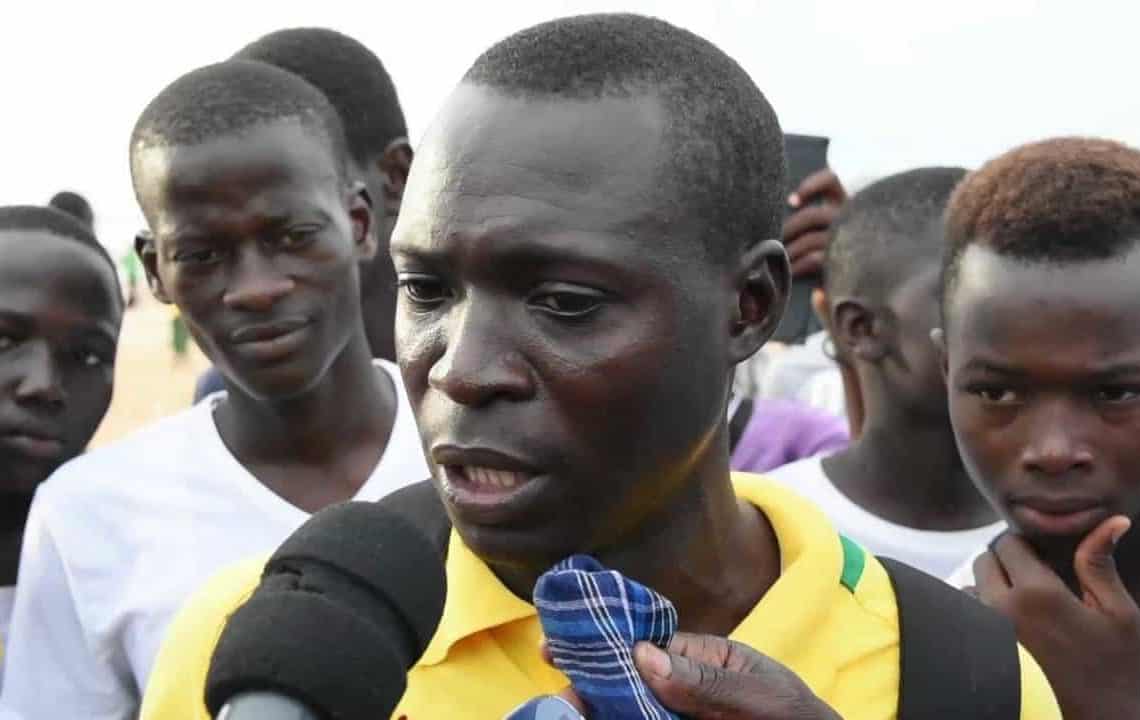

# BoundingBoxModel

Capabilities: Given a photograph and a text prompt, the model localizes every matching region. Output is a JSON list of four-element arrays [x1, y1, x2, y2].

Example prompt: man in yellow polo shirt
[[141, 13, 1060, 719]]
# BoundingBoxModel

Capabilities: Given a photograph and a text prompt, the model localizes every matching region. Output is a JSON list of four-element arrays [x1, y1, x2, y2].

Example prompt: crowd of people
[[0, 11, 1138, 719]]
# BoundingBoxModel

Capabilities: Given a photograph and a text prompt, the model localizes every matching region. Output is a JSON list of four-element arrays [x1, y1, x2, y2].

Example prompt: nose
[[222, 246, 295, 312], [1019, 401, 1093, 477], [427, 300, 535, 408], [12, 341, 66, 412]]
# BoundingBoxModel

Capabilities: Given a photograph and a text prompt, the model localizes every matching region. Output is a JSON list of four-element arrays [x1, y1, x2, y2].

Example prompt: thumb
[[1074, 515, 1133, 614], [633, 642, 737, 716]]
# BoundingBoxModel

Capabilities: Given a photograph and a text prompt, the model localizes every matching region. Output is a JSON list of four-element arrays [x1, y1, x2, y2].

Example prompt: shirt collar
[[418, 473, 844, 667], [419, 528, 537, 666]]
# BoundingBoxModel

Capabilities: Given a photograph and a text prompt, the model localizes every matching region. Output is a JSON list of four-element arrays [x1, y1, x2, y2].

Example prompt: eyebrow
[[391, 237, 632, 272], [960, 357, 1140, 381], [0, 310, 118, 343], [958, 359, 1029, 378], [163, 209, 333, 245]]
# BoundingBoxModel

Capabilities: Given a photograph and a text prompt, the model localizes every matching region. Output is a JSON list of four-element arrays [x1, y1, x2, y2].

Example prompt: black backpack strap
[[728, 397, 754, 453], [879, 556, 1021, 720], [378, 480, 452, 561]]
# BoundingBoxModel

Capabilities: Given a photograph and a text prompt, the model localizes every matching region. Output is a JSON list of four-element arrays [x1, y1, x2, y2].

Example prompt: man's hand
[[975, 516, 1140, 720], [781, 169, 846, 279], [552, 632, 840, 720]]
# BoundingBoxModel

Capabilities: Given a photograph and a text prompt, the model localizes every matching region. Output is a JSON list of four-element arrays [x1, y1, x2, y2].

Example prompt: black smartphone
[[771, 133, 830, 344]]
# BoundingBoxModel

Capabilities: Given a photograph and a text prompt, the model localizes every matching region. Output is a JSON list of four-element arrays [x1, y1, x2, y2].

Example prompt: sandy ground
[[90, 293, 211, 448]]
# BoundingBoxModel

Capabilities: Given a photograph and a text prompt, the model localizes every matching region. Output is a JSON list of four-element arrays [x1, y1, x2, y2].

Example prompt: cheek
[[542, 316, 723, 466], [395, 313, 439, 402], [948, 397, 1008, 483], [65, 372, 114, 444]]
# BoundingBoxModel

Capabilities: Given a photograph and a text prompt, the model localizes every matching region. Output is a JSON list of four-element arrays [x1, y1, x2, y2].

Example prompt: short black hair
[[942, 137, 1140, 314], [130, 60, 349, 199], [234, 28, 407, 168], [463, 13, 785, 262], [48, 191, 94, 228], [826, 166, 967, 304], [0, 205, 120, 295]]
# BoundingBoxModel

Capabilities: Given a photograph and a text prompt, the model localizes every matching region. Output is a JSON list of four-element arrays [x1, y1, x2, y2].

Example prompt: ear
[[376, 137, 413, 218], [134, 229, 171, 304], [833, 296, 890, 363], [931, 327, 949, 381], [347, 181, 377, 262], [729, 239, 791, 364]]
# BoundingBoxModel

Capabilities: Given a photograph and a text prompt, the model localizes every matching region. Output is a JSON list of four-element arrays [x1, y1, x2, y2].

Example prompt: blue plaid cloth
[[533, 555, 680, 720]]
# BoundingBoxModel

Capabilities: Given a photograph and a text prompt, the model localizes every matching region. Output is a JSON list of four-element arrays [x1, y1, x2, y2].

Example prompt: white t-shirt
[[758, 331, 847, 419], [947, 548, 986, 588], [0, 360, 427, 720], [767, 456, 1005, 580], [0, 585, 13, 686]]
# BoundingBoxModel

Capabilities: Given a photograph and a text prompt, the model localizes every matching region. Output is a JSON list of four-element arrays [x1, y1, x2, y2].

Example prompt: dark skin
[[937, 243, 1140, 720], [0, 231, 122, 583], [134, 120, 397, 513], [351, 139, 413, 362], [551, 634, 842, 720], [391, 85, 791, 639], [824, 260, 996, 530], [782, 169, 846, 279]]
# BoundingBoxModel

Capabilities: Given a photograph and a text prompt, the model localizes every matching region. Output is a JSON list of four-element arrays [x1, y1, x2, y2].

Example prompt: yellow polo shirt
[[140, 474, 1059, 719]]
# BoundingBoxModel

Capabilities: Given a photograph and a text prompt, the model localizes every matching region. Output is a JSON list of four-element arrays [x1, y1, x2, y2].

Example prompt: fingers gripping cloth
[[533, 555, 680, 720]]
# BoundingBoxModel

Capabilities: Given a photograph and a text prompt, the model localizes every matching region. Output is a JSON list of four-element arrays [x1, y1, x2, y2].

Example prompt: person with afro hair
[[938, 137, 1140, 720]]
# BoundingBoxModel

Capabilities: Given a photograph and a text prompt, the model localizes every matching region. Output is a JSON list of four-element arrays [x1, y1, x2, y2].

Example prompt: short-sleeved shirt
[[768, 457, 1006, 579], [139, 474, 1059, 720], [0, 360, 428, 720]]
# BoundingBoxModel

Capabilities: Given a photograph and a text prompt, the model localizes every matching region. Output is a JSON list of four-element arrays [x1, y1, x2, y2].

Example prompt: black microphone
[[205, 499, 448, 719]]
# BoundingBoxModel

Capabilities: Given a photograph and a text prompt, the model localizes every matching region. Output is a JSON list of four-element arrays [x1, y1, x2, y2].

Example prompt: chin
[[233, 364, 326, 401], [459, 523, 586, 572]]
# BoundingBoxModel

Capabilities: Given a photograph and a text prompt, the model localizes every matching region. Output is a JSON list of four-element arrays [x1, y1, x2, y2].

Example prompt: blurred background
[[4, 0, 1133, 443]]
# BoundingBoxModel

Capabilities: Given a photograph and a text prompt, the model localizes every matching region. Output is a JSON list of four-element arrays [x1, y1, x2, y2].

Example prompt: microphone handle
[[215, 691, 321, 720]]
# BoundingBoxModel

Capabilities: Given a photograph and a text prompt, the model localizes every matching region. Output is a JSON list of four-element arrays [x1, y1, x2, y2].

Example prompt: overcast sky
[[2, 0, 1135, 257]]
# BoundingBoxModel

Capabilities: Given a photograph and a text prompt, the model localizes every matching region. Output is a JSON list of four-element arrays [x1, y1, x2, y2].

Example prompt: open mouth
[[431, 445, 549, 521], [444, 465, 536, 499]]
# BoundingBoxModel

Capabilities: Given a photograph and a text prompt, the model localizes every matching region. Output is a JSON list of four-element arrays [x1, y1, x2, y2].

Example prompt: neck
[[824, 406, 997, 531], [216, 333, 392, 465], [0, 493, 33, 585], [495, 440, 781, 636]]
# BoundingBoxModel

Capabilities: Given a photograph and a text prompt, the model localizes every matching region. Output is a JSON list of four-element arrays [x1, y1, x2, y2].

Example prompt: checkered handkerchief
[[533, 555, 680, 720]]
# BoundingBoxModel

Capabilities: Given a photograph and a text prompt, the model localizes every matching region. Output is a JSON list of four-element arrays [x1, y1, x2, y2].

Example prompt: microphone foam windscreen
[[205, 502, 447, 720]]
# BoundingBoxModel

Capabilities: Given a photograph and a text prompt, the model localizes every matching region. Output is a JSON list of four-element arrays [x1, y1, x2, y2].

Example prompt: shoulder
[[947, 546, 982, 589], [140, 555, 267, 720], [764, 456, 828, 486], [1017, 643, 1063, 719], [37, 404, 215, 512]]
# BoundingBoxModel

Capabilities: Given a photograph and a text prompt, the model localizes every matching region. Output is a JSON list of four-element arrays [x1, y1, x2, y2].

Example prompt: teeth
[[464, 467, 526, 489]]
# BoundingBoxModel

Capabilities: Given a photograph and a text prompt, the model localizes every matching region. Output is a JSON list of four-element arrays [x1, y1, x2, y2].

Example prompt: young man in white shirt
[[936, 137, 1140, 720], [769, 167, 1004, 579], [0, 61, 427, 719], [0, 205, 123, 665]]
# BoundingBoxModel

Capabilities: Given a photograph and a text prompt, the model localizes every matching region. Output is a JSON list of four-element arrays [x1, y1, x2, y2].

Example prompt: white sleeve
[[0, 492, 136, 719]]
